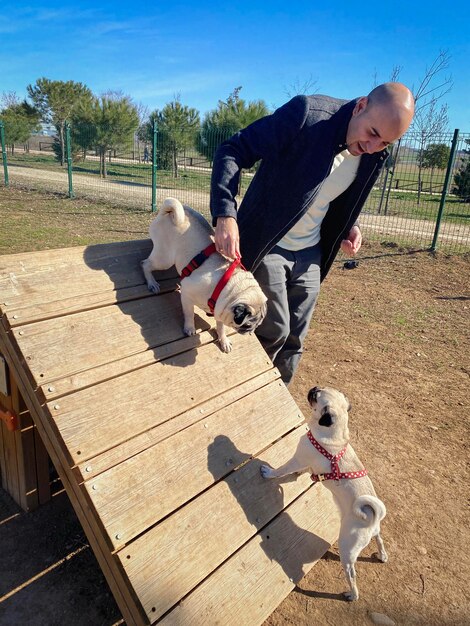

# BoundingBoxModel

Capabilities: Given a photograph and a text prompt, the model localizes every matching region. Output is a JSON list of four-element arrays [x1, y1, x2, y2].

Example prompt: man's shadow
[[83, 240, 215, 368], [207, 434, 336, 588]]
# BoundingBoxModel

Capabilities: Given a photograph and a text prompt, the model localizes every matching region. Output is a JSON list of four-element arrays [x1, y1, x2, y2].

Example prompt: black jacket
[[210, 94, 388, 280]]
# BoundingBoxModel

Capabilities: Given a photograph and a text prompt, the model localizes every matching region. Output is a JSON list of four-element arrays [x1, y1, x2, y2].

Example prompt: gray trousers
[[254, 244, 321, 385]]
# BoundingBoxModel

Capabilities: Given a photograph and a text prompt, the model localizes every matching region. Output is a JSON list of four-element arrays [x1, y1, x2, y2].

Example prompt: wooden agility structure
[[0, 239, 340, 625]]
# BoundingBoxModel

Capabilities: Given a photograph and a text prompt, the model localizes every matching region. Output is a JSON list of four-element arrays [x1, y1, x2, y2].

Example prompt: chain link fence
[[1, 120, 469, 253]]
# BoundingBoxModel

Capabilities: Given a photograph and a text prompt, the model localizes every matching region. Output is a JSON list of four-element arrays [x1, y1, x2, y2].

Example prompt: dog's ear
[[343, 394, 352, 412], [307, 386, 321, 406], [232, 304, 250, 325]]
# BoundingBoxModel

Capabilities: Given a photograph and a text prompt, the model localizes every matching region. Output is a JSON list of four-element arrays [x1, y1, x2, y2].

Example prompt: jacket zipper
[[252, 155, 336, 269], [322, 162, 379, 272]]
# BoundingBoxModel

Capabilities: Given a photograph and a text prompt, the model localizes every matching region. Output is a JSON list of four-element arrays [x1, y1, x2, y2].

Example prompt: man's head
[[346, 82, 415, 156]]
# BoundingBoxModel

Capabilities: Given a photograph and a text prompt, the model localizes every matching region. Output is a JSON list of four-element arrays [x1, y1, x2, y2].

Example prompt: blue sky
[[1, 1, 469, 131]]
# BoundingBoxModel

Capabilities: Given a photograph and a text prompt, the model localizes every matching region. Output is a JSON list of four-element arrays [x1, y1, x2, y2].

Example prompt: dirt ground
[[0, 227, 469, 624]]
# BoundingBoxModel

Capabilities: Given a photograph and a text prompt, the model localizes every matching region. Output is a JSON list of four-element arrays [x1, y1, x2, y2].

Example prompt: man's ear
[[352, 96, 368, 116]]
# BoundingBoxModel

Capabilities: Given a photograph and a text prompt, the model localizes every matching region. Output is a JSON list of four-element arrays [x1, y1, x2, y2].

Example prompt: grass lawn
[[365, 188, 469, 223], [0, 186, 151, 254], [3, 154, 469, 229]]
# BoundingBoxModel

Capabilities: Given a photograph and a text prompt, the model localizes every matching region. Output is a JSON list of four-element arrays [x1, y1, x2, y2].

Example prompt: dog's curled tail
[[353, 495, 386, 530], [161, 197, 186, 226]]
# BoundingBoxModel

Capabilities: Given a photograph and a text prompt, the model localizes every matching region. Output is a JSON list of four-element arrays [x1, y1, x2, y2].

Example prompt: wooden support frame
[[0, 352, 50, 511], [0, 240, 340, 625]]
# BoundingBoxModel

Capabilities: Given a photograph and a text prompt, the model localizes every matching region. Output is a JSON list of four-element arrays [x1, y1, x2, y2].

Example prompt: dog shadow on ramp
[[207, 435, 334, 588], [83, 241, 217, 370]]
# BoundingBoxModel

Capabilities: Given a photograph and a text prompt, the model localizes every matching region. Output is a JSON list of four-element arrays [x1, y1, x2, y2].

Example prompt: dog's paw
[[147, 280, 161, 294], [375, 550, 388, 563], [343, 590, 359, 602], [183, 325, 197, 337], [260, 465, 275, 479], [219, 337, 232, 353]]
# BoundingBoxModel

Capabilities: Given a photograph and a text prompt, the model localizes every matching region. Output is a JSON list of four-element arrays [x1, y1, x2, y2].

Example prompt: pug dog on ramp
[[142, 197, 267, 352], [260, 386, 388, 601]]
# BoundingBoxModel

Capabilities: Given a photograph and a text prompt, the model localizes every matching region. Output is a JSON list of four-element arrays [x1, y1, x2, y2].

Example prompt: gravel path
[[7, 164, 469, 248]]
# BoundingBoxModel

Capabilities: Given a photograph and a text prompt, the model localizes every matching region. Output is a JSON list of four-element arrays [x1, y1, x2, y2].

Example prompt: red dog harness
[[307, 430, 368, 484], [179, 243, 245, 315]]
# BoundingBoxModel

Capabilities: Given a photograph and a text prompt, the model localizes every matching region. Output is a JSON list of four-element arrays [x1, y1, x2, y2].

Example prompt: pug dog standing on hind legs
[[142, 197, 267, 352], [260, 386, 388, 601]]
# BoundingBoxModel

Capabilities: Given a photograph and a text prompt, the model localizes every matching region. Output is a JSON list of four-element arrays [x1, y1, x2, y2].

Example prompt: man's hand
[[214, 216, 240, 259], [341, 225, 362, 256]]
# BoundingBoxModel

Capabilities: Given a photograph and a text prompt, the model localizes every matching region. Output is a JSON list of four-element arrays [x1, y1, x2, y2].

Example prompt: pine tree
[[27, 78, 93, 166], [73, 94, 139, 178], [144, 98, 200, 178], [0, 100, 41, 153], [196, 88, 270, 163]]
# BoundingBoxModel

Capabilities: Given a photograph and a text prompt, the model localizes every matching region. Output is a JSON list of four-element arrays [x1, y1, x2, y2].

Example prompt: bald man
[[210, 83, 414, 384]]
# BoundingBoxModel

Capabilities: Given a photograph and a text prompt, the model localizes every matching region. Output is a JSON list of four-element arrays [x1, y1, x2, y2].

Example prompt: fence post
[[383, 138, 401, 215], [151, 118, 157, 212], [0, 120, 9, 187], [430, 129, 459, 251], [65, 121, 75, 199]]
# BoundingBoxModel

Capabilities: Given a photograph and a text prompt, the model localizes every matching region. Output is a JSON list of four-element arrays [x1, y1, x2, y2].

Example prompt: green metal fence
[[1, 120, 469, 253]]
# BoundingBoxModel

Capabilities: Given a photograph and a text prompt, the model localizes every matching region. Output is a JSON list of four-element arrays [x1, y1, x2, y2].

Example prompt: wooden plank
[[14, 425, 39, 510], [11, 290, 204, 386], [0, 390, 21, 504], [10, 378, 39, 510], [119, 426, 317, 622], [34, 425, 51, 504], [0, 327, 147, 626], [76, 368, 279, 481], [85, 380, 304, 550], [41, 321, 225, 401], [0, 357, 49, 509], [158, 486, 340, 626], [0, 412, 5, 488], [2, 277, 178, 329], [48, 333, 273, 465], [0, 240, 155, 315], [0, 239, 151, 274]]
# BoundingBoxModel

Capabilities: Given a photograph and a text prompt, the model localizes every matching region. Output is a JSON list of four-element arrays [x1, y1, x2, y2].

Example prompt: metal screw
[[91, 484, 97, 490], [85, 466, 92, 473], [204, 423, 208, 428], [13, 314, 18, 319], [48, 386, 55, 392], [18, 330, 24, 335], [53, 404, 60, 410], [115, 533, 122, 540]]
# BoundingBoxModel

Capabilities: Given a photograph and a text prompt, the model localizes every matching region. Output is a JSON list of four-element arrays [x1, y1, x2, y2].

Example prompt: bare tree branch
[[413, 50, 452, 107], [284, 75, 319, 98], [390, 65, 403, 82], [1, 91, 20, 109]]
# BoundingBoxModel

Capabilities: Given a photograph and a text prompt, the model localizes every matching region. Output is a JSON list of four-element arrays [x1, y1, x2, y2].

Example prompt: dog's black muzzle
[[318, 411, 333, 427]]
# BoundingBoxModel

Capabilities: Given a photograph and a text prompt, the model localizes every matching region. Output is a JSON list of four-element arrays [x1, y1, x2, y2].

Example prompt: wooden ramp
[[0, 240, 340, 625]]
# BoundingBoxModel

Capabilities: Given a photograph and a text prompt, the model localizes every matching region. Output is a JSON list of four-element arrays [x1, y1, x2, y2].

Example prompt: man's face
[[346, 97, 409, 156]]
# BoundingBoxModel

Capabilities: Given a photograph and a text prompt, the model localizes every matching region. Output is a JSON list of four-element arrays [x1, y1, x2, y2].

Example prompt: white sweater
[[279, 149, 361, 251]]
